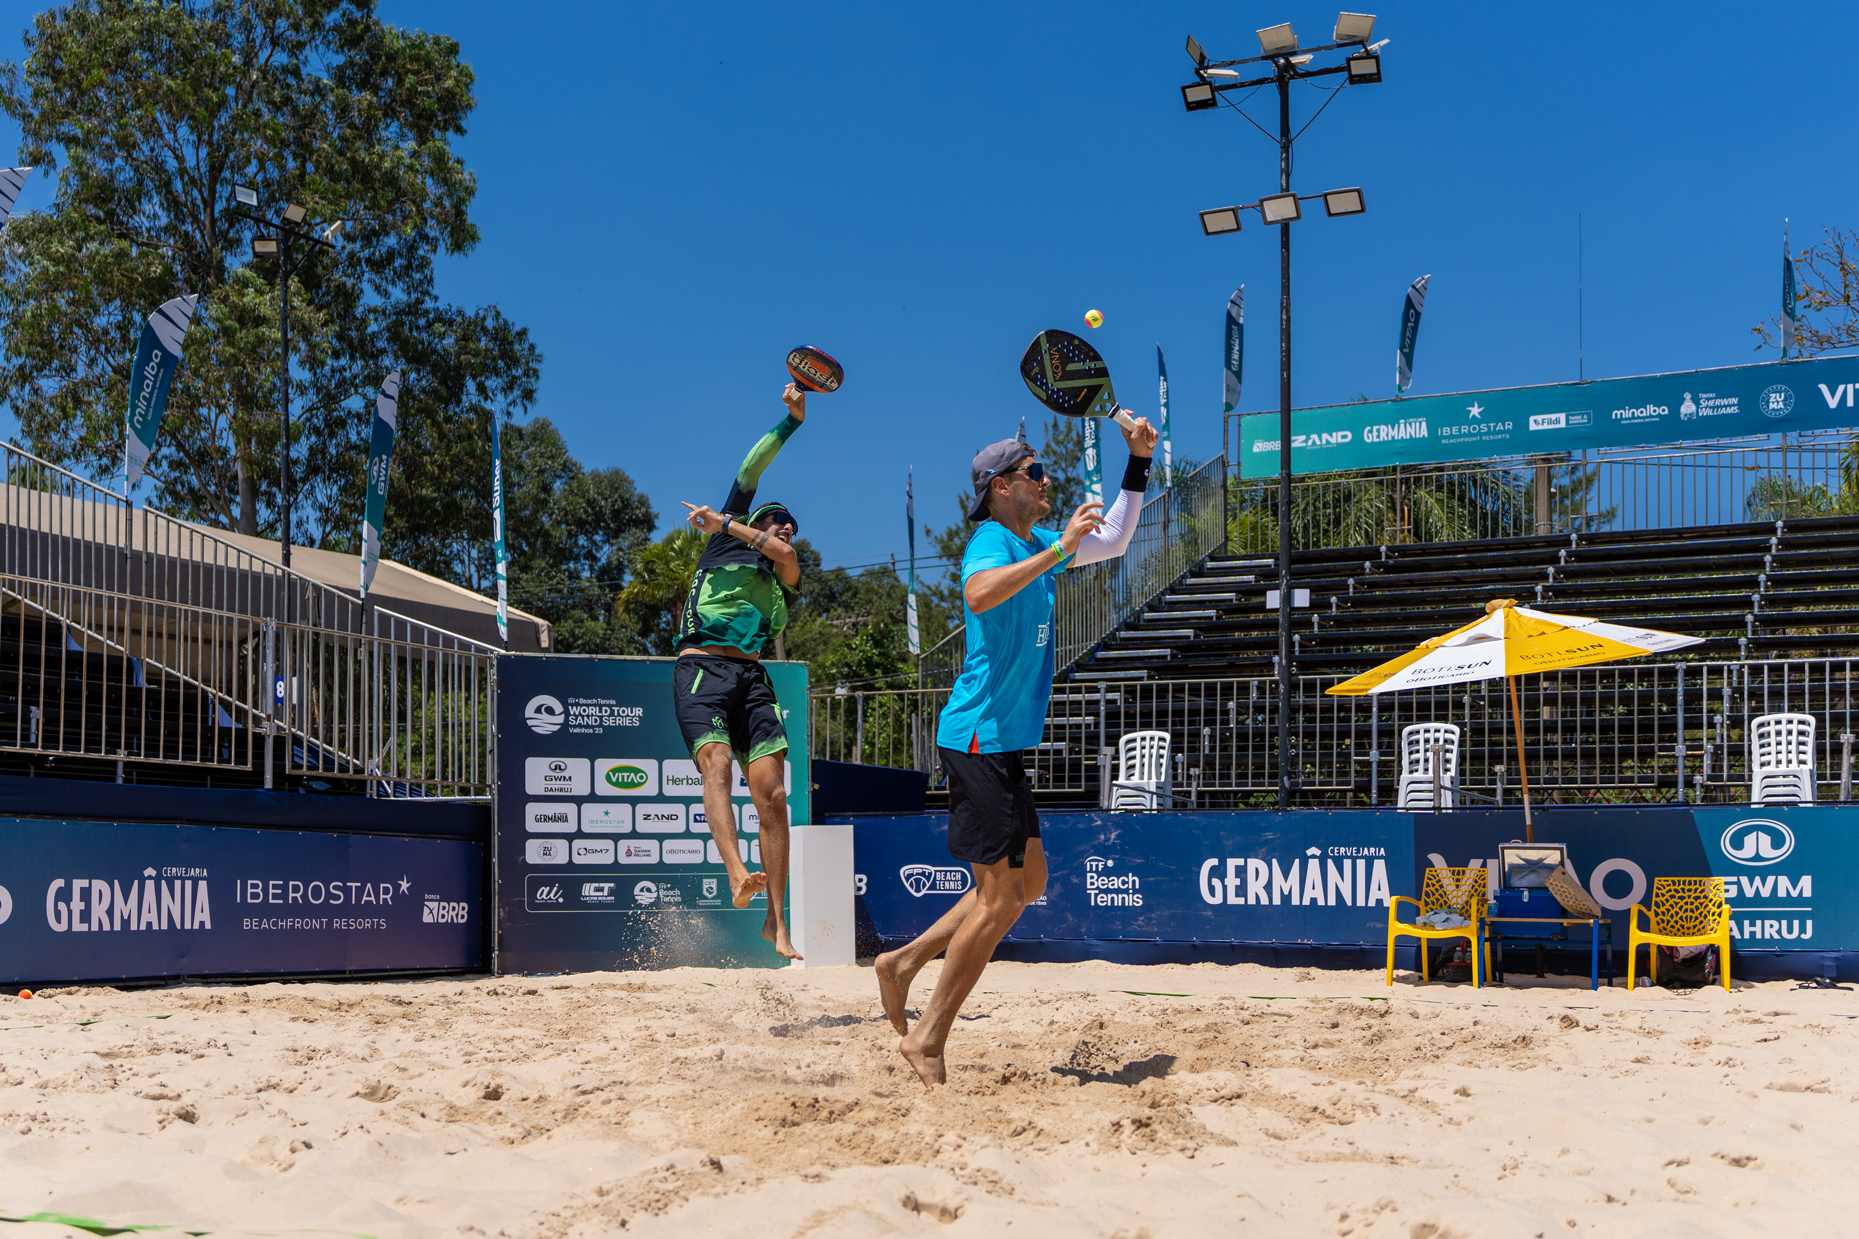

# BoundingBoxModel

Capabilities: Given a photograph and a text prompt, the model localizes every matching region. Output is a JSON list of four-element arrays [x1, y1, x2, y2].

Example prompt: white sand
[[3, 962, 1857, 1238]]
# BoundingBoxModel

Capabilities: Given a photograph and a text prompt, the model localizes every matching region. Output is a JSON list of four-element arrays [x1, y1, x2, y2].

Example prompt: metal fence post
[[1431, 741, 1443, 812], [1842, 733, 1854, 803], [261, 618, 276, 790]]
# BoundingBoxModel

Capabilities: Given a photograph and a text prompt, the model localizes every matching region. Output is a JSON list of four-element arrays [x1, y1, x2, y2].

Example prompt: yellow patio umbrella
[[1327, 599, 1703, 839]]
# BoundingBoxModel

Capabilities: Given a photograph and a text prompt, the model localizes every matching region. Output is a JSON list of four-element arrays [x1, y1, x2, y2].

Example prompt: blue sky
[[2, 2, 1853, 573]]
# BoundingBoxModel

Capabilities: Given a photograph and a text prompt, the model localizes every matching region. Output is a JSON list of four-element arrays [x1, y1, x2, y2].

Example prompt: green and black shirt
[[674, 412, 802, 655]]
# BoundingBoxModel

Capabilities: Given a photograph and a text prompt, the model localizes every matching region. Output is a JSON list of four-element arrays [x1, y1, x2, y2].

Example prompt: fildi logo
[[1721, 818, 1795, 866], [525, 694, 565, 735]]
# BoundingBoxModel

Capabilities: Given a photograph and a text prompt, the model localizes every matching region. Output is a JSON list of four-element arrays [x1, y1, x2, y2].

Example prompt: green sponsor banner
[[1239, 357, 1859, 479]]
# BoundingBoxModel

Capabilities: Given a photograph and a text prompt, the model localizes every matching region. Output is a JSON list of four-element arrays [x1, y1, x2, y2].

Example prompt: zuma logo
[[900, 864, 971, 897], [1722, 818, 1795, 866], [525, 695, 565, 734]]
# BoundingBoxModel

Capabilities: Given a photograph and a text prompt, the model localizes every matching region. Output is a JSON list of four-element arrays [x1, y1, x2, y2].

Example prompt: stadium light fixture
[[1256, 23, 1298, 55], [1322, 187, 1366, 216], [1185, 34, 1207, 67], [1199, 206, 1243, 236], [281, 203, 308, 225], [233, 184, 259, 209], [251, 236, 280, 259], [1334, 12, 1376, 44], [1204, 68, 1240, 78], [1181, 81, 1218, 111], [1346, 53, 1382, 84], [1259, 192, 1302, 224]]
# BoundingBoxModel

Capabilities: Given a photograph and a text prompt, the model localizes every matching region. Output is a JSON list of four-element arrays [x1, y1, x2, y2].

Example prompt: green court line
[[1, 1014, 173, 1034], [1115, 991, 1192, 997], [1, 1215, 374, 1239]]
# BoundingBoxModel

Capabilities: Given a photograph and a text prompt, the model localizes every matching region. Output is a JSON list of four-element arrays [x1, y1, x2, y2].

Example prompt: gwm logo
[[900, 864, 971, 897], [1722, 818, 1795, 866], [604, 764, 650, 792], [525, 695, 565, 735]]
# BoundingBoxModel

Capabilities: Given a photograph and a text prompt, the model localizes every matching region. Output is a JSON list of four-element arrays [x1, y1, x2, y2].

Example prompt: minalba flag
[[1156, 344, 1172, 484], [0, 166, 33, 226], [1782, 222, 1798, 359], [124, 294, 201, 489], [1222, 287, 1243, 412], [1081, 412, 1104, 504], [359, 369, 400, 599], [905, 469, 920, 655], [1396, 274, 1430, 394], [490, 409, 509, 644]]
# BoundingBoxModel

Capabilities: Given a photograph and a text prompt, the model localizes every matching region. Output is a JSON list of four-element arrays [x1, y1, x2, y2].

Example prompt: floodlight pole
[[1275, 62, 1295, 809]]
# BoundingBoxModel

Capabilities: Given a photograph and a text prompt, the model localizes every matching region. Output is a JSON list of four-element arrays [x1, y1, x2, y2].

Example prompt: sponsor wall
[[851, 805, 1852, 975], [495, 655, 810, 973], [0, 818, 483, 986], [1238, 356, 1859, 478]]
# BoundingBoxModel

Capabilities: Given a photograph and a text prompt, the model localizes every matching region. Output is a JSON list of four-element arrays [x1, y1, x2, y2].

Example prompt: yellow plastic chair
[[1387, 867, 1488, 987], [1628, 877, 1733, 992]]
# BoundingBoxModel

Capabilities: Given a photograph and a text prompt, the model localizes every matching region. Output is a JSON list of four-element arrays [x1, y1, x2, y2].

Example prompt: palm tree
[[617, 526, 705, 645]]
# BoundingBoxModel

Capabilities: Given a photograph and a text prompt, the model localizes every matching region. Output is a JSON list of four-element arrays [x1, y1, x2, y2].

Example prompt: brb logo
[[422, 897, 469, 923], [1721, 818, 1795, 866], [525, 695, 565, 734], [900, 864, 970, 897]]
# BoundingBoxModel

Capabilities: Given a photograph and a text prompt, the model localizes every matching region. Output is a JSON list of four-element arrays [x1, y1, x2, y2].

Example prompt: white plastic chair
[[1397, 723, 1460, 810], [1750, 712, 1816, 805], [1111, 730, 1172, 811]]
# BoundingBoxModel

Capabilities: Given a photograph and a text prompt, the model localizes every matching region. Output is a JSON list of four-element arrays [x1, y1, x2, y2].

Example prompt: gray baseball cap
[[967, 420, 1035, 521]]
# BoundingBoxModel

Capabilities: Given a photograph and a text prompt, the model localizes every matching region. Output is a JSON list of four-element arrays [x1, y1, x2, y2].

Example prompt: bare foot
[[875, 950, 911, 1035], [730, 870, 768, 908], [761, 912, 802, 960], [897, 1034, 945, 1088]]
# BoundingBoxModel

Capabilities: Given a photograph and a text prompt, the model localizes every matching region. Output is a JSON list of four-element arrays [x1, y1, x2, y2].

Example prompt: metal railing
[[811, 657, 1859, 808], [920, 455, 1228, 688], [1221, 425, 1854, 552]]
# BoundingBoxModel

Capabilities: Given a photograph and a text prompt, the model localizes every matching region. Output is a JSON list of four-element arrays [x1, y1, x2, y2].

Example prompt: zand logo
[[900, 864, 971, 897], [533, 883, 564, 904], [525, 694, 565, 735], [1722, 818, 1794, 866]]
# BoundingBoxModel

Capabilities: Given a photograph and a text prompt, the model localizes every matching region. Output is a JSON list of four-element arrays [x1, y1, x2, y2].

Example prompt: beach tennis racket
[[1019, 330, 1138, 432], [786, 345, 844, 394]]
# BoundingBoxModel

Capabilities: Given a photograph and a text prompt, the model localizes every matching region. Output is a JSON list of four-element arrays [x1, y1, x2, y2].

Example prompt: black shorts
[[940, 746, 1041, 869], [673, 653, 789, 763]]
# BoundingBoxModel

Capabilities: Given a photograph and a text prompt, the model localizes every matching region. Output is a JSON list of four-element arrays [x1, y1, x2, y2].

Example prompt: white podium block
[[787, 822, 855, 968]]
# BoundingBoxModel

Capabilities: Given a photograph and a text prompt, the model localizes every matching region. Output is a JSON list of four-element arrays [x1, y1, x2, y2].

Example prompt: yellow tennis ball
[[17, 990, 31, 1000], [1084, 309, 1104, 328]]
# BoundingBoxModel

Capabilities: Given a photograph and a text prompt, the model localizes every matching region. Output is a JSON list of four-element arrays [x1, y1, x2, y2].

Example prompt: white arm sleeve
[[1070, 487, 1144, 567]]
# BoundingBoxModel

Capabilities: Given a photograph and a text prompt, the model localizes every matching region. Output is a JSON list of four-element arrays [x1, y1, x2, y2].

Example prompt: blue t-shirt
[[935, 521, 1063, 754]]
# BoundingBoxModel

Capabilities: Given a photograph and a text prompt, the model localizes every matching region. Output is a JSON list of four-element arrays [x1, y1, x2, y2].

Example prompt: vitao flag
[[1782, 223, 1798, 359], [1222, 287, 1243, 412], [0, 166, 34, 225], [490, 410, 509, 644], [359, 370, 401, 599], [124, 294, 201, 489], [1396, 274, 1430, 394], [1156, 344, 1172, 483], [905, 469, 920, 655]]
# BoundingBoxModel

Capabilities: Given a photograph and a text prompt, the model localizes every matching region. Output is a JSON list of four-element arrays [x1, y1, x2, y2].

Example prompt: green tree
[[618, 525, 706, 655], [0, 0, 535, 548]]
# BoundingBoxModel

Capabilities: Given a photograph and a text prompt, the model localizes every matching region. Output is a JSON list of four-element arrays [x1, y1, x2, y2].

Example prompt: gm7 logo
[[423, 898, 469, 923]]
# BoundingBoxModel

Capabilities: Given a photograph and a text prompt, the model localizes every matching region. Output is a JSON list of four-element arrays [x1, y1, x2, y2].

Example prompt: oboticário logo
[[1722, 818, 1795, 866], [604, 764, 650, 792], [525, 695, 565, 734]]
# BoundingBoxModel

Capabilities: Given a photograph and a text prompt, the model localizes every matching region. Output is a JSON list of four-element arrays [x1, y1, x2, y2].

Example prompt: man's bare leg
[[696, 743, 764, 907], [876, 839, 1045, 1034], [747, 750, 800, 960], [897, 857, 1026, 1087]]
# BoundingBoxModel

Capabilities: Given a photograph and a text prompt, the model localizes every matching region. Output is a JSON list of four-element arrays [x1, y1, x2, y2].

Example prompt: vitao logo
[[525, 694, 565, 734], [900, 864, 971, 897], [1721, 818, 1795, 866], [604, 764, 650, 792]]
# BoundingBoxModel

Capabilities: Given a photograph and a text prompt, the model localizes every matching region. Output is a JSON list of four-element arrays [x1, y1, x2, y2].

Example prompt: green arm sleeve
[[721, 412, 801, 514]]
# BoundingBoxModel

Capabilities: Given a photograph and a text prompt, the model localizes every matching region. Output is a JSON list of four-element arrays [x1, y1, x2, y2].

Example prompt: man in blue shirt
[[886, 414, 1158, 1088]]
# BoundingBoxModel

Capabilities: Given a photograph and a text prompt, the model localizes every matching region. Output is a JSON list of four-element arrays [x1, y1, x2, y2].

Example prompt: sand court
[[2, 962, 1857, 1238]]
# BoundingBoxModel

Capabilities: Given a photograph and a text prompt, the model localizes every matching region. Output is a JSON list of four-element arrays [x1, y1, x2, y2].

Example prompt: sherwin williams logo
[[1722, 818, 1795, 866], [604, 764, 649, 791], [524, 694, 565, 734]]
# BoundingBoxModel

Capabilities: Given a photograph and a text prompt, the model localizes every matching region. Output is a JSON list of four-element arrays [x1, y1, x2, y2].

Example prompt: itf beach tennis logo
[[900, 864, 970, 897], [524, 694, 565, 734], [1083, 856, 1143, 908], [1721, 818, 1795, 866]]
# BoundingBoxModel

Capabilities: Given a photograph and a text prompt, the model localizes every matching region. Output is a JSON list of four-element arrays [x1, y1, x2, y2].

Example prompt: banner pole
[[1508, 673, 1534, 842]]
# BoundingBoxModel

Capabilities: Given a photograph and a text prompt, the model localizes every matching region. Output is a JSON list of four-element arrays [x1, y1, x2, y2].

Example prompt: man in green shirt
[[674, 383, 806, 959]]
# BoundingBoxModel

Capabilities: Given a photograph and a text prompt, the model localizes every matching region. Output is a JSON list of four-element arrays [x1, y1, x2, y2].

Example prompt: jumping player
[[675, 383, 807, 960], [884, 414, 1159, 1085]]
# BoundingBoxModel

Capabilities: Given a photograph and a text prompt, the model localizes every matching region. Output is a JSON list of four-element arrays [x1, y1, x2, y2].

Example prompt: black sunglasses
[[756, 509, 797, 531], [1001, 462, 1046, 484]]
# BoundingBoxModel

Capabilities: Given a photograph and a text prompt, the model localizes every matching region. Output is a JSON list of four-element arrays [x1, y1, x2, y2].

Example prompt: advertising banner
[[1238, 356, 1859, 479], [0, 818, 483, 986], [124, 294, 201, 489], [359, 369, 401, 599], [1395, 274, 1429, 394], [1222, 287, 1243, 413], [495, 654, 811, 973]]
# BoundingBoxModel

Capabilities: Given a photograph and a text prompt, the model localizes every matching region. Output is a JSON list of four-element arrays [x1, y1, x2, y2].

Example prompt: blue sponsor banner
[[855, 805, 1856, 973], [0, 818, 483, 986], [494, 654, 811, 973], [1238, 356, 1859, 478]]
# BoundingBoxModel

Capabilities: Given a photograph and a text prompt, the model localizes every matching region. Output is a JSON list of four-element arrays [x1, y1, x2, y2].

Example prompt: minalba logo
[[525, 695, 565, 734], [1722, 818, 1795, 866], [604, 764, 650, 792]]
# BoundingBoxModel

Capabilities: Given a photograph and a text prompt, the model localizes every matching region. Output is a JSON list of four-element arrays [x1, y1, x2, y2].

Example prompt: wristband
[[1122, 455, 1154, 493], [1050, 543, 1070, 568]]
